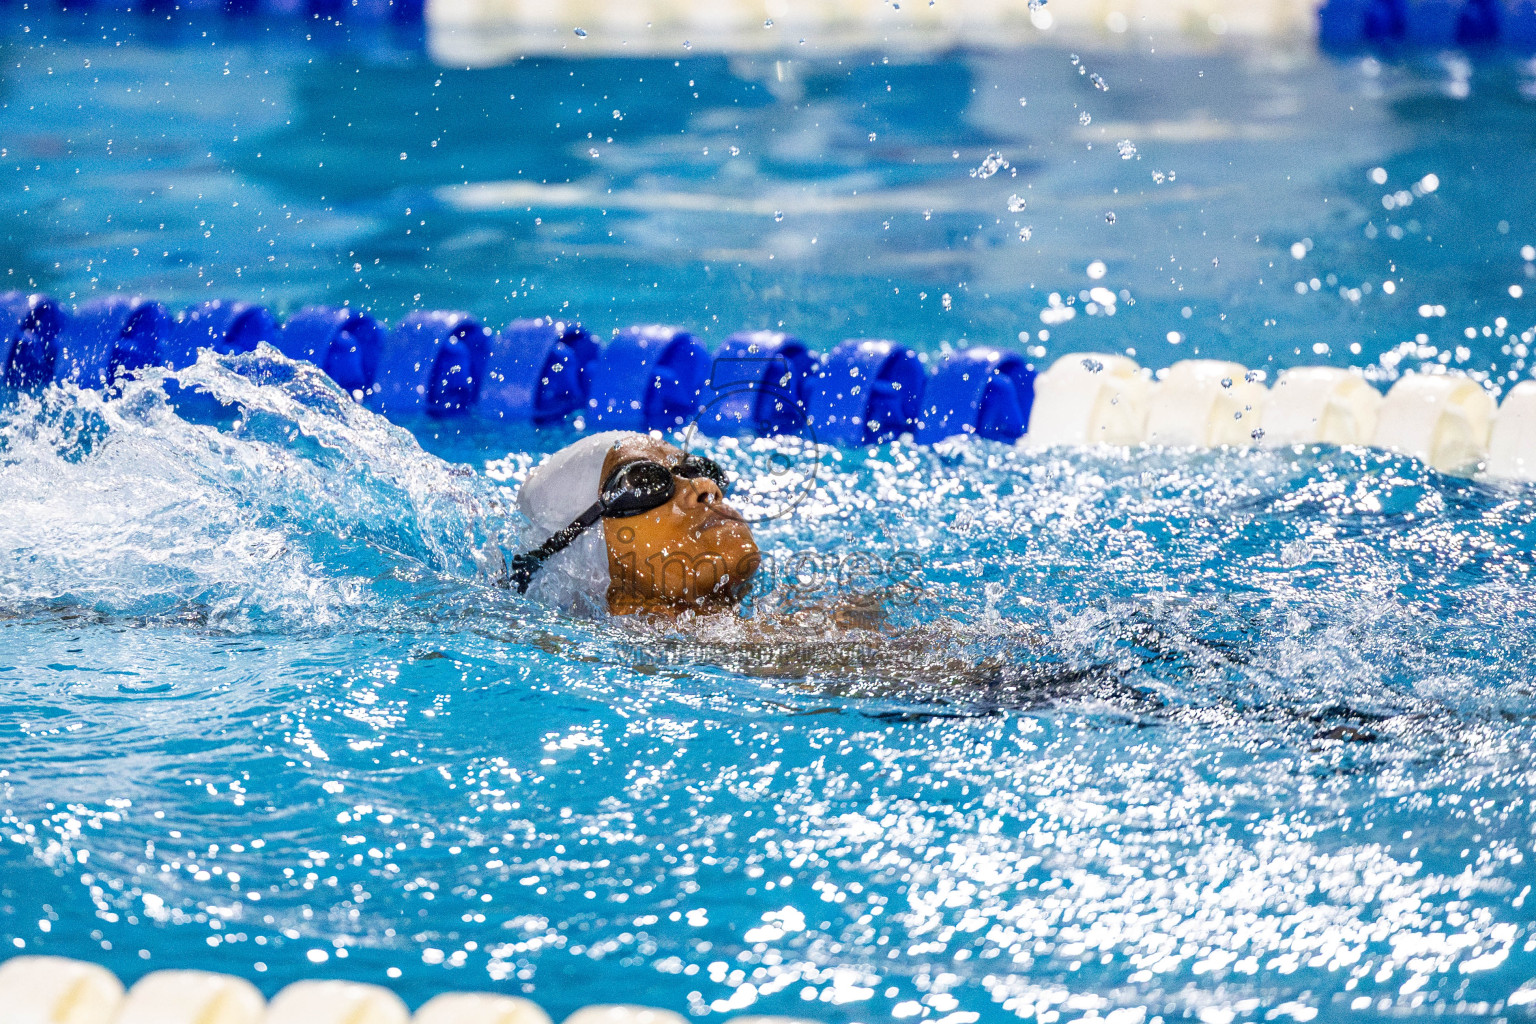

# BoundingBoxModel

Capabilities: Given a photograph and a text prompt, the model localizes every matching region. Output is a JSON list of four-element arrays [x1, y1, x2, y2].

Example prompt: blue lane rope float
[[369, 309, 493, 419], [586, 324, 711, 431], [59, 296, 173, 388], [3, 290, 1030, 446], [1318, 0, 1535, 48], [169, 300, 282, 371], [915, 345, 1035, 445], [479, 318, 596, 426], [696, 330, 815, 438], [278, 305, 389, 398], [0, 292, 65, 392], [806, 338, 927, 446], [14, 289, 1536, 485]]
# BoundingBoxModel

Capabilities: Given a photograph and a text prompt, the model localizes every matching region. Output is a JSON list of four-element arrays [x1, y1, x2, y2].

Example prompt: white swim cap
[[514, 430, 641, 615]]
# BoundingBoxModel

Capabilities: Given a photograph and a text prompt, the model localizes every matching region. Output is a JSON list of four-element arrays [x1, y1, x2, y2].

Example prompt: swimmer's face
[[601, 436, 760, 616]]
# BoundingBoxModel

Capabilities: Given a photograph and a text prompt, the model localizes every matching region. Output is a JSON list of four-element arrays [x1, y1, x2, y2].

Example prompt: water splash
[[0, 347, 503, 628]]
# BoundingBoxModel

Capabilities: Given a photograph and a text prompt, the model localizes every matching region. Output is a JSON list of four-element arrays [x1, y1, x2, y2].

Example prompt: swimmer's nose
[[677, 476, 725, 507]]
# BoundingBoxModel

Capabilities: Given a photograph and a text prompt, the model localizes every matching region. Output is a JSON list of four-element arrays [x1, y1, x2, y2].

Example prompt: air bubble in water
[[764, 18, 773, 26], [1079, 111, 1092, 126], [1007, 194, 1027, 212], [774, 211, 784, 222], [869, 132, 877, 142], [1221, 377, 1234, 388], [730, 145, 740, 156], [683, 39, 692, 48], [589, 148, 600, 157], [1117, 139, 1137, 160], [1019, 226, 1033, 241], [1019, 97, 1028, 106], [942, 293, 953, 311], [1091, 72, 1108, 91], [573, 26, 587, 36], [1028, 0, 1046, 8], [1105, 211, 1116, 224], [1152, 170, 1166, 184]]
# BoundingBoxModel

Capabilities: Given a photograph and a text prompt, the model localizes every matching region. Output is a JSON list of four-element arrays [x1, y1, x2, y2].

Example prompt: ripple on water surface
[[1, 351, 1534, 1021]]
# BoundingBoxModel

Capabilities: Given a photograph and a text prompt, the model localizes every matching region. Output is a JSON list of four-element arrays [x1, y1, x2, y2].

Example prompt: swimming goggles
[[506, 454, 730, 593]]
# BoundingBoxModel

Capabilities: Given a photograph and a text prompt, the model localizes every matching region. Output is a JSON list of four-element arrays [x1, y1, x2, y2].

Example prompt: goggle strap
[[505, 501, 605, 594]]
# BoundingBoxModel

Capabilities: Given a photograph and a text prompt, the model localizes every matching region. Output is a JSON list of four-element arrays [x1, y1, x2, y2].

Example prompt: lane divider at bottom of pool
[[4, 289, 1536, 483], [0, 954, 816, 1024]]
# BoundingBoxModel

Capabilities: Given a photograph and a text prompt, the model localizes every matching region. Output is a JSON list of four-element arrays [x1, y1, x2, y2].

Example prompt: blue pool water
[[5, 11, 1536, 1023]]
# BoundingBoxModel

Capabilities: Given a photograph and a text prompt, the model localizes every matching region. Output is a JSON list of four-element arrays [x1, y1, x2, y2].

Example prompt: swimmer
[[506, 431, 761, 617]]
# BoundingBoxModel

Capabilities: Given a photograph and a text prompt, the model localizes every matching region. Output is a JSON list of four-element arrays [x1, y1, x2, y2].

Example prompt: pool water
[[4, 11, 1536, 1024]]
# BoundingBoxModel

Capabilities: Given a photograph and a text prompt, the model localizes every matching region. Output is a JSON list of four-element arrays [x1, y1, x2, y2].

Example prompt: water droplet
[[1220, 377, 1234, 388], [764, 18, 773, 26], [972, 152, 1009, 179], [774, 211, 784, 222], [1251, 428, 1266, 441], [1117, 139, 1137, 160], [573, 26, 587, 36], [1105, 211, 1116, 224], [1091, 72, 1108, 91], [1081, 357, 1104, 373], [1079, 111, 1092, 126], [1007, 194, 1027, 213], [941, 292, 953, 311], [1018, 226, 1033, 241]]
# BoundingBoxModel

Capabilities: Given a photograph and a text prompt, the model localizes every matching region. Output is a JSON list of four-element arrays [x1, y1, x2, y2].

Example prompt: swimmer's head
[[513, 431, 760, 617]]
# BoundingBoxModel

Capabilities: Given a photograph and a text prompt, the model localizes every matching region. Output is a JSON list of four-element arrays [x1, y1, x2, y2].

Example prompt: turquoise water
[[5, 11, 1536, 1023]]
